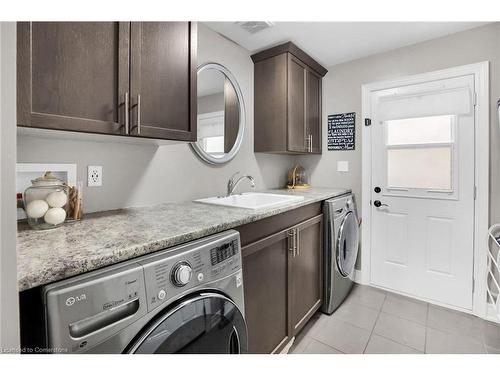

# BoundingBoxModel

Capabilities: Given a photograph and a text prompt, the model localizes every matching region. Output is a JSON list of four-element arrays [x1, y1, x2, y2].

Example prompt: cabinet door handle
[[124, 92, 129, 135], [137, 94, 142, 135], [295, 228, 300, 256], [309, 134, 313, 152], [288, 230, 295, 256]]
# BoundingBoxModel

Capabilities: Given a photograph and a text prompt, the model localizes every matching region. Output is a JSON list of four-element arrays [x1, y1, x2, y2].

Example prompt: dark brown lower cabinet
[[239, 206, 323, 354], [291, 215, 323, 335], [241, 229, 291, 354]]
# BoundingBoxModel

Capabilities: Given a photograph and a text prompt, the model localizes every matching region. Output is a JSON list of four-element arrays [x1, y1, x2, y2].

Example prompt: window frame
[[382, 114, 459, 200]]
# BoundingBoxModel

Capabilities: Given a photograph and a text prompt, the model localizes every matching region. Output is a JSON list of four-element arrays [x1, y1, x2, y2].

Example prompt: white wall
[[198, 92, 224, 114], [298, 22, 500, 225], [17, 24, 295, 213], [0, 22, 20, 351]]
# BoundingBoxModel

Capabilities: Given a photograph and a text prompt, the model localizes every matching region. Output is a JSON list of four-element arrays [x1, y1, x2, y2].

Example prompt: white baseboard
[[353, 270, 365, 285], [486, 303, 500, 324]]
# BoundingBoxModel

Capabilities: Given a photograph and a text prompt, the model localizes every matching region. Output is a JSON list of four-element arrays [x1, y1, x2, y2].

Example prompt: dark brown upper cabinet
[[129, 22, 197, 141], [17, 22, 197, 142], [252, 42, 327, 154]]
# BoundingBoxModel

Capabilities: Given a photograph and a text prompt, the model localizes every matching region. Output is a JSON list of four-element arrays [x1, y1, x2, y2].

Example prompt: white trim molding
[[360, 62, 490, 318], [0, 22, 20, 351]]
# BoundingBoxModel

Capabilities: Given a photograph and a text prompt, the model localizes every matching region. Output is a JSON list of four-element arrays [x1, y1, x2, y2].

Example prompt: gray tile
[[309, 316, 371, 354], [382, 293, 428, 325], [482, 320, 500, 350], [332, 298, 380, 331], [427, 304, 484, 341], [426, 327, 485, 354], [373, 312, 426, 351], [346, 285, 387, 310], [290, 335, 313, 354], [290, 312, 324, 354], [302, 339, 344, 354], [364, 334, 422, 354]]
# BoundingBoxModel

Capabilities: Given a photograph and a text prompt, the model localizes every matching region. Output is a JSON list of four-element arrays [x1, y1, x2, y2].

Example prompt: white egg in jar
[[46, 190, 68, 208], [26, 200, 49, 219], [44, 207, 67, 225]]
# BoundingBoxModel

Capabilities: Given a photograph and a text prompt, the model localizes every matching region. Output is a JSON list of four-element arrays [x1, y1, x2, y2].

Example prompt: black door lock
[[374, 186, 381, 193], [373, 200, 388, 208]]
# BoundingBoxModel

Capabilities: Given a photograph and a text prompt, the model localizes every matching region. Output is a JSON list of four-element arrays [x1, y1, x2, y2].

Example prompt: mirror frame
[[190, 62, 246, 165]]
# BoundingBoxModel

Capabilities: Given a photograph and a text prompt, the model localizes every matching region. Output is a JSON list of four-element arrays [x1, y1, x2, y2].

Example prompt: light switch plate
[[87, 166, 102, 187], [337, 161, 349, 172]]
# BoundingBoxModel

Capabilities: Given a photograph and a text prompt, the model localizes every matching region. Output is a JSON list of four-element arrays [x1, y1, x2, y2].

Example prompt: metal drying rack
[[487, 224, 500, 320]]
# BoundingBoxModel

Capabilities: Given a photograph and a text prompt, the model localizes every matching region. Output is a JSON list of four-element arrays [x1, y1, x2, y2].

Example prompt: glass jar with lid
[[23, 172, 69, 230]]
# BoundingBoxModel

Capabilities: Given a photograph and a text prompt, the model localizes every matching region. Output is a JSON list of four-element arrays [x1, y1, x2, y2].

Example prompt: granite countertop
[[17, 187, 349, 291]]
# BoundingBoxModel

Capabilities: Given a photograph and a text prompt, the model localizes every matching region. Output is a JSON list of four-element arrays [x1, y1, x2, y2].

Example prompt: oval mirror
[[190, 63, 245, 165]]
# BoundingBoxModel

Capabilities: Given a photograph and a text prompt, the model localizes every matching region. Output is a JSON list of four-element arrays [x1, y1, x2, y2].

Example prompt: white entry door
[[370, 74, 475, 309]]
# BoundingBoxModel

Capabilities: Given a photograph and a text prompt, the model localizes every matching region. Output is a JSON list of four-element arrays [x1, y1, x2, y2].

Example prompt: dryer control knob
[[171, 262, 192, 287]]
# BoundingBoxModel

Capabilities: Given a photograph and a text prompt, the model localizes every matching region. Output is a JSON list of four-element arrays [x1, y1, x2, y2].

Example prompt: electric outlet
[[87, 166, 103, 187]]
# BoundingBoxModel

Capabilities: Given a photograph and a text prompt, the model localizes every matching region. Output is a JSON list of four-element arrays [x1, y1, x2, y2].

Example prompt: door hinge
[[472, 92, 477, 107], [473, 185, 477, 200], [472, 277, 475, 293], [364, 118, 372, 126]]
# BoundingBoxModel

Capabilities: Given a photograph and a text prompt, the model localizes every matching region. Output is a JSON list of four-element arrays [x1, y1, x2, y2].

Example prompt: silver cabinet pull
[[288, 230, 295, 256], [137, 94, 141, 135], [124, 92, 129, 135], [295, 228, 300, 256], [305, 134, 312, 152]]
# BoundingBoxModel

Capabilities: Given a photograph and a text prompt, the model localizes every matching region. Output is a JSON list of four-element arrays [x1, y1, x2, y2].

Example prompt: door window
[[384, 115, 457, 197]]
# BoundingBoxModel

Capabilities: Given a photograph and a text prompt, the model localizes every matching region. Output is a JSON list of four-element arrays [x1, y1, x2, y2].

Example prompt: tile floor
[[290, 284, 500, 354]]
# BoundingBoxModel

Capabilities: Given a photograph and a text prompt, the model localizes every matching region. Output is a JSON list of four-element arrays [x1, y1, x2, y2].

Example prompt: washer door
[[127, 292, 247, 354], [336, 211, 360, 278]]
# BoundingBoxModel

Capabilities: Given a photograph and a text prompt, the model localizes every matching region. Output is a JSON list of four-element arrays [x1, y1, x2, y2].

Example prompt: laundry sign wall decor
[[327, 112, 355, 151]]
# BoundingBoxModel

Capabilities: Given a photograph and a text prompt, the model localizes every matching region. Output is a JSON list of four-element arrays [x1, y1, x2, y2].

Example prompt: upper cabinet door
[[252, 42, 326, 155], [306, 69, 322, 153], [287, 55, 307, 153], [129, 22, 197, 141], [17, 22, 130, 134]]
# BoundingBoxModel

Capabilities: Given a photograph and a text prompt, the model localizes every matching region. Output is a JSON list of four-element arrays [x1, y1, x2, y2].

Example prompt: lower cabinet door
[[242, 229, 292, 354], [291, 214, 323, 335]]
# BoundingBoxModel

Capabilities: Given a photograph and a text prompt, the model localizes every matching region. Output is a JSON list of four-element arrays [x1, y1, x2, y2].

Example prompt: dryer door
[[127, 292, 247, 354], [336, 211, 360, 278]]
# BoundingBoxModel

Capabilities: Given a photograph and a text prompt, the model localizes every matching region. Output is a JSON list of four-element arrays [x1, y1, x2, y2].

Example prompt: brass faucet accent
[[227, 172, 256, 197]]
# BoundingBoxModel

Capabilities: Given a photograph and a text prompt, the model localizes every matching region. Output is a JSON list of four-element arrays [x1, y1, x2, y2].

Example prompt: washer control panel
[[138, 230, 241, 312]]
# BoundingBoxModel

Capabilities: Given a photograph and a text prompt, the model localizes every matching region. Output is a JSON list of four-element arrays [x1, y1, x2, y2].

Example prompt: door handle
[[295, 228, 300, 256], [124, 92, 130, 134], [131, 94, 141, 135], [373, 200, 389, 208], [119, 92, 129, 134], [136, 94, 141, 135], [288, 230, 295, 256]]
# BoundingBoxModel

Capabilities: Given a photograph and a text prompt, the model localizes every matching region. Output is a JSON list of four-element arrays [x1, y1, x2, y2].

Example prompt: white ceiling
[[203, 22, 489, 67]]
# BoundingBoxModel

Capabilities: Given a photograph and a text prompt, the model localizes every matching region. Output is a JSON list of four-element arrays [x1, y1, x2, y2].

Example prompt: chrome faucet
[[227, 172, 255, 197]]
